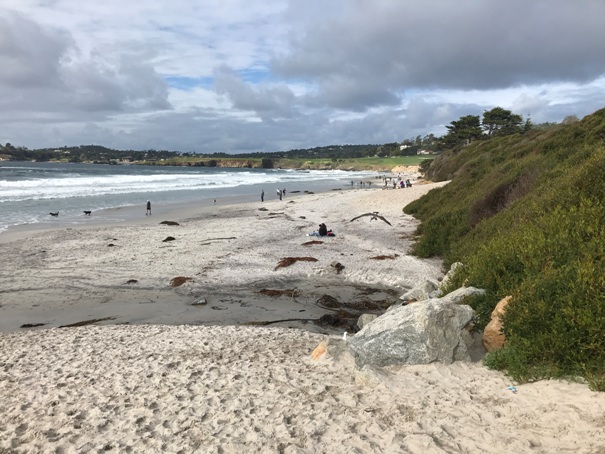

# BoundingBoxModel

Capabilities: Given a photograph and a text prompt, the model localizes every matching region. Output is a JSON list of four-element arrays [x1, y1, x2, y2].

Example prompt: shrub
[[418, 158, 433, 174], [406, 107, 605, 387], [412, 209, 470, 258]]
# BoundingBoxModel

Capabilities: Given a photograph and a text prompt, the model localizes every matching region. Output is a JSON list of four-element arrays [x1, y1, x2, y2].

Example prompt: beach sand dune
[[2, 325, 605, 453], [2, 182, 605, 452]]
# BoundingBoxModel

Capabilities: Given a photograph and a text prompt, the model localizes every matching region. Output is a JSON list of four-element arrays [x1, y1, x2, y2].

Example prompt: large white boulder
[[348, 299, 474, 367]]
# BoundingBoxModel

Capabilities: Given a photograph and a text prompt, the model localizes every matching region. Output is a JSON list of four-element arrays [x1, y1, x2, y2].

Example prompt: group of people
[[382, 178, 412, 189], [260, 189, 286, 202]]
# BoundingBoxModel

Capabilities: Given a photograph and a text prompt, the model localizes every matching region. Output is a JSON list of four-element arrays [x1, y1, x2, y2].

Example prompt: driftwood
[[160, 221, 180, 226], [20, 323, 46, 328], [243, 312, 357, 329], [242, 318, 314, 326], [274, 256, 318, 270], [200, 236, 236, 246], [59, 317, 115, 328]]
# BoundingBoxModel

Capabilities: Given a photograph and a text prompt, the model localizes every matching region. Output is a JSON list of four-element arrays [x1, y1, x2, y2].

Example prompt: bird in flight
[[349, 212, 392, 226]]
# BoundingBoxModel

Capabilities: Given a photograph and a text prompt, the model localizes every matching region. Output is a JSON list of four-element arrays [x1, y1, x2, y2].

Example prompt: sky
[[1, 0, 605, 154]]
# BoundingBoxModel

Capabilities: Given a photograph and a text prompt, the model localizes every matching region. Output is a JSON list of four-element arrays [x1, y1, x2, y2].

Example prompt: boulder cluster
[[313, 263, 508, 370]]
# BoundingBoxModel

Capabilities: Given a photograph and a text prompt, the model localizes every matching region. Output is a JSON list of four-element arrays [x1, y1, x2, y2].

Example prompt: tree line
[[0, 108, 579, 163]]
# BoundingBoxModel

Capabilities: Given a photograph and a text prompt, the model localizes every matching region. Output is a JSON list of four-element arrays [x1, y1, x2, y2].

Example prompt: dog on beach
[[83, 211, 92, 216], [49, 211, 59, 217]]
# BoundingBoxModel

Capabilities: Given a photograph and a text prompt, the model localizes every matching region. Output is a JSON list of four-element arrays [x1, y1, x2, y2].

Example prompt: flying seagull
[[349, 212, 392, 226]]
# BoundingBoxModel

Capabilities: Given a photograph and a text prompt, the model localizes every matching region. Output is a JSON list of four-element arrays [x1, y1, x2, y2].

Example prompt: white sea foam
[[0, 162, 381, 232], [0, 169, 359, 202]]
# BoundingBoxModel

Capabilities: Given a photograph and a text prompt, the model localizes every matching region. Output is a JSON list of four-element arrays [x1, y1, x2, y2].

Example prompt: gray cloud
[[1, 1, 604, 153], [0, 11, 72, 88], [213, 65, 297, 121], [274, 0, 605, 107], [0, 10, 171, 119]]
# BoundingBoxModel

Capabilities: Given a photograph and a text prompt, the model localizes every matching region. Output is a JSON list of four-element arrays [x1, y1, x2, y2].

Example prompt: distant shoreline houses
[[399, 144, 434, 155]]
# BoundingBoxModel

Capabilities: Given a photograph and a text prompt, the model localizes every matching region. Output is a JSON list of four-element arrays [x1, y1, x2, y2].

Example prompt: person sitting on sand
[[308, 223, 335, 237]]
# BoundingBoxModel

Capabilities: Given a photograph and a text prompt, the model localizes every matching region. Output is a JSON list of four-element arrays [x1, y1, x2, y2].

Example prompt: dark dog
[[49, 211, 59, 217], [83, 211, 92, 216]]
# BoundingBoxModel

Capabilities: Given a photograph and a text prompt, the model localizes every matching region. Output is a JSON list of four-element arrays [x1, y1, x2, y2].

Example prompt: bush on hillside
[[413, 209, 470, 258], [404, 107, 605, 389], [418, 158, 433, 174], [469, 169, 540, 226]]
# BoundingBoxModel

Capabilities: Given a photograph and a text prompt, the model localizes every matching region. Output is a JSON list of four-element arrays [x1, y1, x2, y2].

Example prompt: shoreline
[[0, 182, 446, 333], [0, 168, 403, 244]]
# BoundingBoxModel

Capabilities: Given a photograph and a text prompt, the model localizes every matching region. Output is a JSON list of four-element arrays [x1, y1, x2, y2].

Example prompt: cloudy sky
[[1, 1, 604, 154]]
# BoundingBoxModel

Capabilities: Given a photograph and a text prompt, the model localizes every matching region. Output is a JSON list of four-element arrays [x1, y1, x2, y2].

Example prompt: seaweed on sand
[[258, 288, 301, 297], [274, 257, 318, 270], [302, 240, 324, 246], [170, 276, 192, 287], [369, 254, 399, 260]]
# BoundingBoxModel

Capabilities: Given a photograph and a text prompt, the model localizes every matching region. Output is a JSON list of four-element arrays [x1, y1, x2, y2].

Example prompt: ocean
[[0, 161, 383, 233]]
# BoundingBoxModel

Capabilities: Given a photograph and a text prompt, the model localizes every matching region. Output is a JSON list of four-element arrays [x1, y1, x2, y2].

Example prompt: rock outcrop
[[438, 286, 485, 304], [357, 314, 378, 330], [438, 261, 464, 293], [399, 279, 439, 303], [482, 296, 511, 352], [348, 299, 474, 367]]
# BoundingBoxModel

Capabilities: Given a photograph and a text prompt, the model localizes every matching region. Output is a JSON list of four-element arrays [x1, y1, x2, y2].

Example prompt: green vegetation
[[439, 106, 530, 148], [404, 107, 605, 390], [0, 143, 432, 171]]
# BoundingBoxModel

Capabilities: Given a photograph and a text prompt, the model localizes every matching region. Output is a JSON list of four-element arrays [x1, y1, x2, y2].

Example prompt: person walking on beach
[[146, 200, 151, 216], [277, 188, 282, 200], [261, 190, 265, 202]]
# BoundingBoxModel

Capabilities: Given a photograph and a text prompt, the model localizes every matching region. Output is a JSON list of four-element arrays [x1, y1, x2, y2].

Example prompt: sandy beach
[[0, 182, 445, 333], [2, 182, 605, 453]]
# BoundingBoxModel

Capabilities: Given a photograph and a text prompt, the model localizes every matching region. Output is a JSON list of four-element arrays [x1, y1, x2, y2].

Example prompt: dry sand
[[1, 182, 605, 453]]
